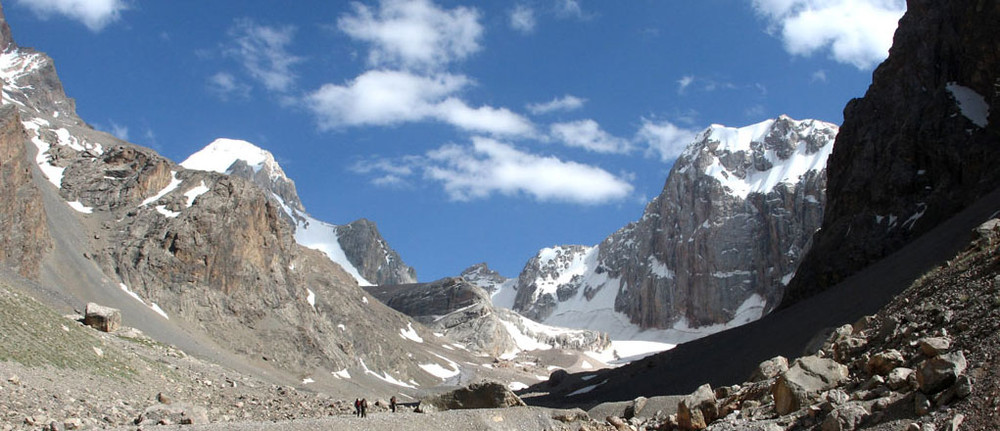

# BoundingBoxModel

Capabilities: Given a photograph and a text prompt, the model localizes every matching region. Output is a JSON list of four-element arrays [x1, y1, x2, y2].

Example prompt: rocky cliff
[[0, 104, 50, 279], [783, 0, 1000, 306], [497, 117, 836, 340]]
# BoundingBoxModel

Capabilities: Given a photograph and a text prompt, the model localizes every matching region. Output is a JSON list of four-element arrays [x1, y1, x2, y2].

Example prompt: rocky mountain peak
[[0, 2, 13, 53], [181, 138, 303, 212]]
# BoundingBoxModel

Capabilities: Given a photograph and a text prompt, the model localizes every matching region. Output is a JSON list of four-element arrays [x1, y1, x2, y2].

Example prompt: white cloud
[[526, 95, 586, 115], [425, 137, 633, 204], [811, 69, 828, 82], [307, 70, 533, 136], [549, 119, 631, 154], [14, 0, 127, 32], [109, 120, 128, 141], [677, 75, 694, 94], [226, 19, 303, 93], [509, 4, 536, 34], [338, 0, 483, 71], [636, 119, 698, 162], [207, 72, 251, 100], [556, 0, 587, 19], [752, 0, 906, 69]]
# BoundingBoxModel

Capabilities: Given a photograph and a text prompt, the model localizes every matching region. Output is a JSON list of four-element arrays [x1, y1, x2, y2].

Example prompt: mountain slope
[[495, 116, 835, 343], [0, 4, 444, 393]]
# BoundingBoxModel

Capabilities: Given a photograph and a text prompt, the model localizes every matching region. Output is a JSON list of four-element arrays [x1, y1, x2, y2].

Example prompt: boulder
[[417, 381, 525, 412], [916, 351, 967, 395], [772, 356, 849, 415], [677, 384, 717, 430], [750, 356, 789, 382], [83, 303, 121, 333], [622, 396, 647, 419]]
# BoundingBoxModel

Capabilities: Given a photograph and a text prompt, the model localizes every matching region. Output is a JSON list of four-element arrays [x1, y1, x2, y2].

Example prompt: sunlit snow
[[141, 172, 181, 206], [400, 322, 423, 343], [180, 138, 287, 180], [66, 201, 93, 214], [183, 181, 209, 207], [359, 359, 416, 389], [118, 283, 169, 320]]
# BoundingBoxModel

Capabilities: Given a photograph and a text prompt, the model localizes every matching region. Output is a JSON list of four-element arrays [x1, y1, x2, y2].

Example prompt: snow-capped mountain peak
[[180, 138, 288, 182], [684, 116, 838, 199]]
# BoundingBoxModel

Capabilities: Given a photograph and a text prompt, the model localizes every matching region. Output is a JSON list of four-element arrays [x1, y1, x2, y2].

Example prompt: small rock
[[157, 392, 171, 404], [7, 375, 19, 386], [62, 418, 82, 430], [623, 396, 647, 419], [946, 413, 964, 431], [751, 356, 789, 382], [918, 337, 952, 357], [825, 389, 850, 405], [886, 367, 915, 391], [914, 392, 931, 416], [606, 415, 630, 431], [866, 349, 904, 376], [677, 384, 717, 430], [821, 404, 869, 431]]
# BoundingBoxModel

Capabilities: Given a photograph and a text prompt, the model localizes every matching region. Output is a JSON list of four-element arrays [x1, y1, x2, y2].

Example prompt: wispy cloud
[[751, 0, 905, 69], [338, 0, 483, 71], [13, 0, 128, 32], [226, 18, 303, 93], [306, 70, 534, 136], [549, 119, 631, 154], [108, 120, 128, 141], [677, 75, 694, 94], [635, 119, 699, 162], [526, 95, 586, 115], [509, 4, 537, 34], [207, 72, 251, 100], [811, 69, 828, 83], [555, 0, 588, 20]]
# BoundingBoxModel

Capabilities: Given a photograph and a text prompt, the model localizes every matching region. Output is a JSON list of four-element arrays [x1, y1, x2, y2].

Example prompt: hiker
[[390, 395, 397, 413], [360, 398, 368, 418], [354, 398, 361, 417]]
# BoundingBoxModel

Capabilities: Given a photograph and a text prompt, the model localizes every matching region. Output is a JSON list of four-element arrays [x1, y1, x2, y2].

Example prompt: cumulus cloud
[[307, 69, 534, 136], [549, 119, 631, 154], [526, 95, 586, 115], [509, 4, 536, 34], [677, 76, 694, 94], [226, 19, 303, 93], [338, 0, 482, 71], [425, 137, 633, 204], [14, 0, 127, 32], [752, 0, 906, 69], [636, 119, 699, 162]]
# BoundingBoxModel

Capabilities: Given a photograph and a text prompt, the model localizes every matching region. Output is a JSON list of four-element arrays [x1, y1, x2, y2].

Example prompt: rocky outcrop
[[0, 104, 49, 278], [336, 218, 417, 285], [367, 277, 609, 356], [417, 381, 526, 412], [503, 117, 835, 337], [783, 0, 1000, 306], [82, 302, 121, 333]]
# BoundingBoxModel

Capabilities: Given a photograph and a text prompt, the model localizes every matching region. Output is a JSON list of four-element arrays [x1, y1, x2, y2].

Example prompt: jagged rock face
[[337, 219, 417, 285], [0, 104, 49, 278], [507, 117, 835, 334], [784, 0, 1000, 306]]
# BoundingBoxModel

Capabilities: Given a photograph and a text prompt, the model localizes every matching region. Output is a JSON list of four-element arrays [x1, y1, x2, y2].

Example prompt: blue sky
[[5, 0, 906, 281]]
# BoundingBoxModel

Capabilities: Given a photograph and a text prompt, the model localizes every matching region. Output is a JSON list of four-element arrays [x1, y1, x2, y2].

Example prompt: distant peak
[[180, 138, 287, 180]]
